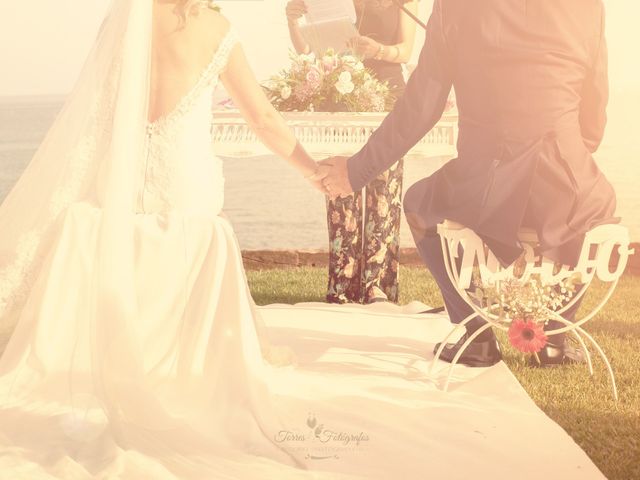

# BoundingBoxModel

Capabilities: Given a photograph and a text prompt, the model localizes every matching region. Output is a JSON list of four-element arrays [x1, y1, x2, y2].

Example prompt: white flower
[[336, 79, 355, 95], [322, 54, 336, 64], [265, 77, 281, 90], [341, 55, 358, 65], [335, 70, 355, 95], [338, 71, 352, 83], [280, 85, 292, 100], [354, 61, 365, 71], [300, 52, 316, 63]]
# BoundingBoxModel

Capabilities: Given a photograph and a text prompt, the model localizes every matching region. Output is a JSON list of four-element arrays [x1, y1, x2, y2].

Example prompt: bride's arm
[[220, 44, 320, 181]]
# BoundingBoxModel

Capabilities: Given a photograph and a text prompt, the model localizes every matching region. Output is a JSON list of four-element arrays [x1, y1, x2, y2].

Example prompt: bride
[[0, 0, 333, 477]]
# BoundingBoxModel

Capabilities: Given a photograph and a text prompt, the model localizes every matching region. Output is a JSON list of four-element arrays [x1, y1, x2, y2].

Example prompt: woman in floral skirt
[[286, 0, 419, 303]]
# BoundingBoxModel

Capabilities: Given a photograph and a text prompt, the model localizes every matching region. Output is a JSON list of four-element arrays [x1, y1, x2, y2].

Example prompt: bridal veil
[[0, 1, 306, 475]]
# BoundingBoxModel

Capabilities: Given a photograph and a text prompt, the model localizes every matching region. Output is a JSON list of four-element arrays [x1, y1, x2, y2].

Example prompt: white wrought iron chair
[[430, 220, 634, 400]]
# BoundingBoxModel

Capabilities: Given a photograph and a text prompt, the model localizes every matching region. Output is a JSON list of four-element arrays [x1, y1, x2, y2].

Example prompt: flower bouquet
[[264, 50, 395, 113], [471, 272, 581, 356]]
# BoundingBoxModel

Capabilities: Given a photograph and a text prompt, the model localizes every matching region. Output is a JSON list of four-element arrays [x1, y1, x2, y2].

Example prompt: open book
[[299, 0, 359, 55]]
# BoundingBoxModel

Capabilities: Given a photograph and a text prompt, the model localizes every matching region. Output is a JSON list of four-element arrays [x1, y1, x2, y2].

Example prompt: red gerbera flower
[[508, 318, 548, 353]]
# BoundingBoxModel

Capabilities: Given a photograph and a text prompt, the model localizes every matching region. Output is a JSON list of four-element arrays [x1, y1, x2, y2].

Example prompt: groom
[[319, 0, 617, 367]]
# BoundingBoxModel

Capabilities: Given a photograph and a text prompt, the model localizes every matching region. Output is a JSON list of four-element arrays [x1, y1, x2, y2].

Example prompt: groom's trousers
[[412, 227, 583, 345]]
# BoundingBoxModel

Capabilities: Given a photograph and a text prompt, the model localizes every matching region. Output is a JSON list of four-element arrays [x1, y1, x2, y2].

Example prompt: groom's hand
[[319, 156, 354, 198], [305, 167, 330, 195]]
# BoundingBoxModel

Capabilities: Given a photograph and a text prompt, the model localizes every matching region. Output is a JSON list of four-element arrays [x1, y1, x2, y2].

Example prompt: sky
[[1, 0, 638, 97], [0, 1, 112, 96]]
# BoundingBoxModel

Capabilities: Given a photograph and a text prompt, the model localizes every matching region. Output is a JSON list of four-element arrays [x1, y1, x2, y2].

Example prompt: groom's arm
[[347, 0, 453, 191]]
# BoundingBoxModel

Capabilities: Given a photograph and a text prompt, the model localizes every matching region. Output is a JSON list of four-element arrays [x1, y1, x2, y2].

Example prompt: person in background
[[286, 0, 419, 304]]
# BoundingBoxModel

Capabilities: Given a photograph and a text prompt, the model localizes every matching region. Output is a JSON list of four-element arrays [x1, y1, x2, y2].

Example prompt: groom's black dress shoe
[[433, 332, 502, 368], [528, 340, 586, 368]]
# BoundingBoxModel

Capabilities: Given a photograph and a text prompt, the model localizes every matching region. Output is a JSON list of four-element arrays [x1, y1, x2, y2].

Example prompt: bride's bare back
[[150, 4, 230, 123], [150, 2, 319, 185]]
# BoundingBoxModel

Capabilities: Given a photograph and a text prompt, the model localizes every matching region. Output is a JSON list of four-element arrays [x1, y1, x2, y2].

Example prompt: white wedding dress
[[0, 13, 608, 480], [0, 28, 311, 478]]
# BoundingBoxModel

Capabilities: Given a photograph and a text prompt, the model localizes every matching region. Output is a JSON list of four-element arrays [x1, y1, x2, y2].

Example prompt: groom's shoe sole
[[433, 335, 502, 368], [433, 351, 502, 368]]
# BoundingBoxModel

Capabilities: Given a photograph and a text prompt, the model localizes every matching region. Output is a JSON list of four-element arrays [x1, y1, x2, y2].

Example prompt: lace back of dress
[[137, 28, 238, 216]]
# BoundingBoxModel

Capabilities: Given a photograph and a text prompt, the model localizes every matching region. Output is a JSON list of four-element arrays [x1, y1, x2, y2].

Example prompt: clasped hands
[[306, 156, 354, 199]]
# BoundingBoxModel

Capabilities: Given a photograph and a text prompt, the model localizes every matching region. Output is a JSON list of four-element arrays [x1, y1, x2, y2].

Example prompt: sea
[[0, 95, 638, 250]]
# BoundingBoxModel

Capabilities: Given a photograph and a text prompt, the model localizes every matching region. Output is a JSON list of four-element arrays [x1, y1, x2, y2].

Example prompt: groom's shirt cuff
[[347, 150, 379, 192]]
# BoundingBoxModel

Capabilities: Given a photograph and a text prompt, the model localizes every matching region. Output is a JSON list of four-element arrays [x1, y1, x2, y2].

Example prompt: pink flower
[[322, 55, 338, 73], [294, 82, 315, 102], [508, 318, 548, 353], [305, 66, 322, 90]]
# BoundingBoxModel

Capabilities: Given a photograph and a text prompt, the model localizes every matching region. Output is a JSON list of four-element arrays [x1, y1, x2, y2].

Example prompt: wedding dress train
[[0, 26, 310, 478], [0, 4, 607, 479]]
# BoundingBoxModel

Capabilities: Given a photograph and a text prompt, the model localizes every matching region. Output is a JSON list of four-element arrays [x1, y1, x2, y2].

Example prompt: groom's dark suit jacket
[[347, 0, 617, 266]]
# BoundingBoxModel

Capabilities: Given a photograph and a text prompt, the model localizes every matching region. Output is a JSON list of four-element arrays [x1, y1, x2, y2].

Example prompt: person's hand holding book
[[286, 0, 308, 24]]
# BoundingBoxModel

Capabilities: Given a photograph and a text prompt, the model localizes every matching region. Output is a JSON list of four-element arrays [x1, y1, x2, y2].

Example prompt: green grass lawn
[[248, 266, 640, 480]]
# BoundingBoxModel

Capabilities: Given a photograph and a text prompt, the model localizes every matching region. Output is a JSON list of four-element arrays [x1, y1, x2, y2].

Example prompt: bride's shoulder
[[188, 8, 233, 51], [153, 5, 236, 66]]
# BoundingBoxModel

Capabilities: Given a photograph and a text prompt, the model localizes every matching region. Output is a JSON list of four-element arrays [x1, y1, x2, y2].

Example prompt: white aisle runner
[[0, 302, 605, 479], [259, 303, 605, 480]]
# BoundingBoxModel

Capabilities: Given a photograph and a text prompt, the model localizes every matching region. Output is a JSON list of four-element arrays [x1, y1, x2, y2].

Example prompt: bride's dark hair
[[176, 0, 220, 21]]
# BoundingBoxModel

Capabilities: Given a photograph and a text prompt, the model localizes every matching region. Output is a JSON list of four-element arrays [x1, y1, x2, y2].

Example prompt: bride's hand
[[304, 165, 330, 195]]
